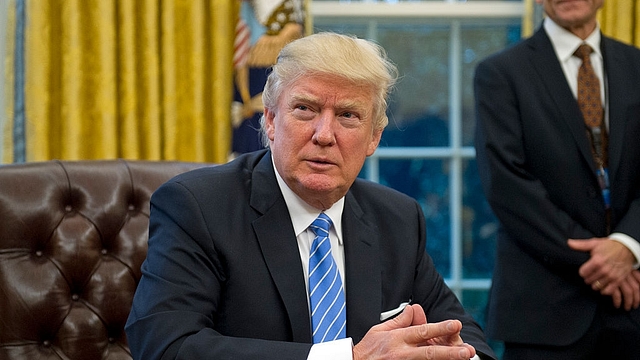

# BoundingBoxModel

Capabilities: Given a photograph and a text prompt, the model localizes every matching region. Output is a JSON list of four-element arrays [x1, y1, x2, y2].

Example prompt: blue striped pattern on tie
[[308, 213, 346, 343]]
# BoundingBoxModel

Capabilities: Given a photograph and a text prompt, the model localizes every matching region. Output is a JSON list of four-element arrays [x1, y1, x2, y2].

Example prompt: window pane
[[462, 158, 497, 279], [461, 289, 489, 327], [378, 24, 451, 147], [461, 22, 521, 146], [377, 158, 451, 277]]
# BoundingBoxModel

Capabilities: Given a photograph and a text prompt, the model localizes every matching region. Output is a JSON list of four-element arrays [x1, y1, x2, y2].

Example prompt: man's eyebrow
[[286, 92, 368, 113], [336, 99, 367, 110], [288, 93, 319, 105]]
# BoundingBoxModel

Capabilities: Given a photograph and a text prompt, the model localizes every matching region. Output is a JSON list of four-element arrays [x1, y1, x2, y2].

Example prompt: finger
[[410, 304, 427, 326], [611, 287, 622, 309], [580, 258, 612, 285], [377, 304, 414, 331], [581, 261, 602, 285], [601, 280, 618, 296], [619, 281, 634, 311], [423, 344, 475, 360], [592, 279, 604, 291], [625, 273, 640, 310], [568, 239, 596, 252], [405, 320, 462, 345]]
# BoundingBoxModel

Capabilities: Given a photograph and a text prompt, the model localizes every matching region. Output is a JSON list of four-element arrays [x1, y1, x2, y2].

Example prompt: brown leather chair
[[0, 159, 211, 359]]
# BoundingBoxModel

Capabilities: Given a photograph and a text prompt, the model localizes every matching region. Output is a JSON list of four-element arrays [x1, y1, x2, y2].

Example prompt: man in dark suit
[[126, 32, 495, 360], [474, 0, 640, 358]]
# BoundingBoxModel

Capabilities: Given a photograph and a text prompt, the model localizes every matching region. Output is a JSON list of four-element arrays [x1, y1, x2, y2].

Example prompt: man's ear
[[264, 108, 276, 141], [366, 128, 383, 156]]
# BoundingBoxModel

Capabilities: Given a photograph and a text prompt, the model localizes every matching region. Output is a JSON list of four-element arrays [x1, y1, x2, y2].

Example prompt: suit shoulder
[[477, 27, 551, 71], [478, 38, 533, 71], [602, 35, 640, 62], [161, 150, 267, 192], [603, 35, 640, 52], [351, 179, 419, 208]]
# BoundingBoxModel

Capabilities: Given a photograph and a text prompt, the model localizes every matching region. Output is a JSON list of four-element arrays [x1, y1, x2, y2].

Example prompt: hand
[[353, 304, 476, 360], [610, 270, 640, 310], [568, 238, 635, 293]]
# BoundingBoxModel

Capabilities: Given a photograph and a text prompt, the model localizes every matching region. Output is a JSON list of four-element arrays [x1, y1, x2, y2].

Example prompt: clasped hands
[[353, 304, 476, 360], [568, 237, 640, 311]]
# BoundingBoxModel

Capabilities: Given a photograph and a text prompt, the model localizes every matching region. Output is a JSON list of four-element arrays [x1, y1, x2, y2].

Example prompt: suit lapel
[[250, 153, 312, 343], [342, 189, 381, 343], [528, 28, 597, 171], [248, 154, 384, 343], [601, 37, 627, 178]]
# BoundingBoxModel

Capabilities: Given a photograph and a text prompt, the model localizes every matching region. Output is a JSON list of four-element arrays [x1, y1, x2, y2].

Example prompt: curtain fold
[[598, 0, 640, 47], [6, 0, 235, 163], [3, 0, 17, 163]]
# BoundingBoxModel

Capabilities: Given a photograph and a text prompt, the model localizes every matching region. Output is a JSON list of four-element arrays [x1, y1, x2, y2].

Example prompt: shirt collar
[[272, 156, 345, 244], [543, 17, 602, 63]]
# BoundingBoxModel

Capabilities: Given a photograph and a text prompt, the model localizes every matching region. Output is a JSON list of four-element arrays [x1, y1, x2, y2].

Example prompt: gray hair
[[259, 32, 398, 147]]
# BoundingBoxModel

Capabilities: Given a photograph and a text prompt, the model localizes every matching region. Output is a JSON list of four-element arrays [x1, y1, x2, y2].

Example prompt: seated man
[[125, 32, 495, 360]]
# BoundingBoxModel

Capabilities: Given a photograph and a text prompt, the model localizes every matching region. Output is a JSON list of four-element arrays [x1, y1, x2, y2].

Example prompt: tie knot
[[574, 44, 593, 61], [310, 213, 332, 236]]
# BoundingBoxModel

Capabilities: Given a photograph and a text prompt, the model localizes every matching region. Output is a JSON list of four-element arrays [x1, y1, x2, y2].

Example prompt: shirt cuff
[[471, 355, 480, 360], [307, 338, 353, 360], [609, 232, 640, 269]]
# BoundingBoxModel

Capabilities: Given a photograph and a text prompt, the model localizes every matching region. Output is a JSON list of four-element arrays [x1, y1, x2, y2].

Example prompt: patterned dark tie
[[574, 44, 611, 219], [308, 213, 346, 343], [574, 44, 608, 168]]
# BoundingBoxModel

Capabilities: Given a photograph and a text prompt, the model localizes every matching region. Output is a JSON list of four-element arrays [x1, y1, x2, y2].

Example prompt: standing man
[[474, 0, 640, 358], [126, 32, 496, 360]]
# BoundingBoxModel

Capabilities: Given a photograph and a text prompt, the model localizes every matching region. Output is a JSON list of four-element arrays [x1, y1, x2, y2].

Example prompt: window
[[311, 0, 524, 330]]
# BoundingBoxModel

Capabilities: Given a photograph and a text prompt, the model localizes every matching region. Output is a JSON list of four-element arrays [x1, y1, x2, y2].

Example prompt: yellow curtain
[[9, 0, 235, 163], [598, 0, 640, 47], [522, 0, 535, 38]]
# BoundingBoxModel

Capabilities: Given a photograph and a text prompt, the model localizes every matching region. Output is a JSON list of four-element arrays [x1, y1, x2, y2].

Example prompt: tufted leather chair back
[[0, 159, 210, 359]]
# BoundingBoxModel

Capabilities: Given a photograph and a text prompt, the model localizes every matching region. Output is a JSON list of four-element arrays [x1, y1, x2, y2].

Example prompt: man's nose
[[313, 113, 336, 145]]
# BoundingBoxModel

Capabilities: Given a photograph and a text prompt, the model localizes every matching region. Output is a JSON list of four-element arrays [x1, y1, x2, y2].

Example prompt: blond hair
[[260, 32, 398, 146]]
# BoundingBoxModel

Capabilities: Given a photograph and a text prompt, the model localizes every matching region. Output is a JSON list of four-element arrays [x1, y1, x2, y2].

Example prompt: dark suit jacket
[[125, 149, 495, 359], [474, 27, 640, 346]]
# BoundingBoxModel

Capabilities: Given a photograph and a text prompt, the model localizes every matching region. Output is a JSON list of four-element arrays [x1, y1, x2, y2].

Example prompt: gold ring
[[594, 280, 603, 290]]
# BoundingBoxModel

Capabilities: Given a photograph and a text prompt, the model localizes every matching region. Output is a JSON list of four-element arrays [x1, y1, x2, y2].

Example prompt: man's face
[[264, 74, 382, 210], [538, 0, 603, 35]]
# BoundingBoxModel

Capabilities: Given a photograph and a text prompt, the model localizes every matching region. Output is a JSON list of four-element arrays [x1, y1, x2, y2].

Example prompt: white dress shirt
[[273, 162, 353, 359]]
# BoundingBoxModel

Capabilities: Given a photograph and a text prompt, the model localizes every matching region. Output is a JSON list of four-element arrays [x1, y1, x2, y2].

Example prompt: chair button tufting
[[101, 249, 108, 255], [35, 250, 43, 257], [65, 205, 73, 212], [128, 204, 135, 211], [72, 294, 79, 301], [43, 340, 51, 347]]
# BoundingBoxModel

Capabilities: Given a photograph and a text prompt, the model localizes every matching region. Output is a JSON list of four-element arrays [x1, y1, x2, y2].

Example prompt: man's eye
[[342, 112, 354, 118], [296, 105, 309, 111]]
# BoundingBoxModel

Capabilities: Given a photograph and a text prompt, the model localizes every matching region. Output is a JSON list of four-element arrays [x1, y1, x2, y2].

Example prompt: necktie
[[308, 213, 346, 343], [574, 44, 611, 220], [574, 44, 608, 168]]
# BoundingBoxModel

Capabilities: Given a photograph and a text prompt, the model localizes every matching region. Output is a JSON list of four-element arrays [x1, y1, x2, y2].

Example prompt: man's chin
[[299, 177, 340, 194]]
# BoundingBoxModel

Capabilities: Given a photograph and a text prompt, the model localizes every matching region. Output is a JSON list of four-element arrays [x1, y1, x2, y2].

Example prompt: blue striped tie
[[308, 213, 347, 343]]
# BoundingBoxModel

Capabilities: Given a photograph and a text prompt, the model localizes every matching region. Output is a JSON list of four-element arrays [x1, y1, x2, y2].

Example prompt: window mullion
[[449, 19, 463, 299]]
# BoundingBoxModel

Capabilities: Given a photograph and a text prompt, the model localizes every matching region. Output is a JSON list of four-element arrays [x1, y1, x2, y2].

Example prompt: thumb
[[410, 304, 427, 326], [378, 305, 414, 331], [568, 238, 596, 252]]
